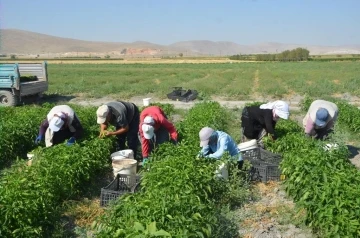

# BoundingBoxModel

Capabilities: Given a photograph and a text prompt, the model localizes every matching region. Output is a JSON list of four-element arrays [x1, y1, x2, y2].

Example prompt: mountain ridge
[[1, 28, 360, 56]]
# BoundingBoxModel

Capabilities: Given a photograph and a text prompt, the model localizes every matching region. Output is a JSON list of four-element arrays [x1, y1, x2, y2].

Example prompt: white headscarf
[[260, 100, 290, 120]]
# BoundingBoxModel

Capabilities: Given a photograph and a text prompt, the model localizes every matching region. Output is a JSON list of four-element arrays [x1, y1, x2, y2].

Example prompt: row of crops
[[0, 104, 116, 237], [1, 98, 360, 237], [262, 97, 360, 237]]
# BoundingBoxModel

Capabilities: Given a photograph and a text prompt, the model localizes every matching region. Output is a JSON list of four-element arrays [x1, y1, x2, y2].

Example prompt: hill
[[1, 29, 360, 56]]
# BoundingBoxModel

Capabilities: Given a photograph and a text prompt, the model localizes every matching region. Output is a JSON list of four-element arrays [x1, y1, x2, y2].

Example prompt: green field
[[47, 61, 360, 100]]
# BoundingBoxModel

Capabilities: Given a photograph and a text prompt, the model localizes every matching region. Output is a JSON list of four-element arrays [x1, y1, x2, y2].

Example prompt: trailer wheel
[[0, 90, 18, 107]]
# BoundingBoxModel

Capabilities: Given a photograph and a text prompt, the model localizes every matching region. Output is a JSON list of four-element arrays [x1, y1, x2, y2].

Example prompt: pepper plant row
[[94, 102, 250, 237], [0, 104, 52, 169], [0, 106, 115, 237], [264, 119, 360, 237]]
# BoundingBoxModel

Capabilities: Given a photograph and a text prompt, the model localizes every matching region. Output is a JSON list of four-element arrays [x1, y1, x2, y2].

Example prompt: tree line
[[229, 47, 310, 61]]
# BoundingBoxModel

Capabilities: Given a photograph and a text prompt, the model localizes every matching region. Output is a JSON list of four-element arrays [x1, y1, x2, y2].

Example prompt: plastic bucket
[[112, 159, 137, 178], [27, 153, 35, 166], [215, 163, 229, 180], [143, 98, 151, 106], [238, 139, 258, 152], [111, 149, 134, 162]]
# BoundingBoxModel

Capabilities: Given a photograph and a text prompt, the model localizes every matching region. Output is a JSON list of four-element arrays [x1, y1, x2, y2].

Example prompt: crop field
[[46, 61, 360, 100], [1, 97, 360, 237], [1, 61, 360, 237]]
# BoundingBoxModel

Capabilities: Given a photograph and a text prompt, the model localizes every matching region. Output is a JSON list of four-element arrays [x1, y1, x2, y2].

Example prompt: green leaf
[[147, 221, 157, 233], [133, 222, 145, 231], [152, 230, 172, 237]]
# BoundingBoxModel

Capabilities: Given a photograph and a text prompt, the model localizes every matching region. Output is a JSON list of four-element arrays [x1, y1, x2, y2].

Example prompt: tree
[[10, 55, 16, 59], [179, 53, 183, 57]]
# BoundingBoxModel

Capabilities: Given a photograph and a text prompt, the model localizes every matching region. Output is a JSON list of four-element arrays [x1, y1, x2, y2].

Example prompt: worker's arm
[[139, 127, 151, 158], [208, 137, 227, 159], [304, 116, 316, 136], [71, 116, 84, 139], [38, 119, 49, 136], [107, 125, 129, 136], [199, 145, 211, 157], [264, 111, 276, 138]]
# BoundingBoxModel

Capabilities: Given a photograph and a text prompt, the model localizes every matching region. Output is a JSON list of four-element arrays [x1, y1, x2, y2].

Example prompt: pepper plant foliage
[[0, 106, 115, 237], [0, 104, 52, 169], [264, 119, 360, 237], [94, 102, 250, 237]]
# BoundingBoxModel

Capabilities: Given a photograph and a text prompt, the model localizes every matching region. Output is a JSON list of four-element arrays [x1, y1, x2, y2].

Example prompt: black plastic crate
[[241, 148, 261, 161], [100, 174, 141, 207], [241, 148, 282, 182], [241, 148, 282, 165], [248, 160, 281, 182]]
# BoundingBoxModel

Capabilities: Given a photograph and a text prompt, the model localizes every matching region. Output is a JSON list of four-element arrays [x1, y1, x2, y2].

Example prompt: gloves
[[67, 137, 76, 146], [142, 158, 149, 166], [35, 135, 43, 144]]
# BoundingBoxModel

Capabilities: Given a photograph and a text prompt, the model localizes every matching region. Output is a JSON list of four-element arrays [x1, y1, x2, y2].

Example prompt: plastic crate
[[241, 148, 282, 165], [100, 174, 141, 207], [241, 147, 261, 161], [248, 160, 281, 182], [259, 148, 282, 165], [241, 148, 282, 182]]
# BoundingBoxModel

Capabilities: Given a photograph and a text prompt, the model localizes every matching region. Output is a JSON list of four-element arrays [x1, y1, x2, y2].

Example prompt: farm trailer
[[0, 62, 48, 106]]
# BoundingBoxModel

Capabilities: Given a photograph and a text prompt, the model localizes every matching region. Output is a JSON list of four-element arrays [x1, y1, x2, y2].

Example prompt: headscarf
[[260, 100, 289, 120]]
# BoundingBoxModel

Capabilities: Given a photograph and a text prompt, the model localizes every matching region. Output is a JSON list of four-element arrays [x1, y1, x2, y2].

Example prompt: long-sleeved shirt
[[247, 106, 276, 136], [139, 106, 178, 158], [39, 105, 83, 139], [106, 101, 136, 129], [199, 131, 242, 161], [303, 100, 339, 136]]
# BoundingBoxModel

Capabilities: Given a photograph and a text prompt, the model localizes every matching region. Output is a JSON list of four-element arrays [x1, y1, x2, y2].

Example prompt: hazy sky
[[0, 0, 359, 46]]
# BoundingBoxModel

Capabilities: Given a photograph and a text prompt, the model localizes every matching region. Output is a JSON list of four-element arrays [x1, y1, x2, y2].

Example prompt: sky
[[0, 0, 359, 46]]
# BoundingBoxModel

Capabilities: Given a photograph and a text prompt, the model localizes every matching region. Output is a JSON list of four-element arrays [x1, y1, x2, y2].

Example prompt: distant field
[[46, 61, 360, 100]]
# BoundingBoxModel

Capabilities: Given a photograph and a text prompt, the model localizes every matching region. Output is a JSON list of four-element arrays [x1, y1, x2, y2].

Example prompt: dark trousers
[[241, 107, 263, 140], [52, 128, 73, 145], [116, 105, 140, 159]]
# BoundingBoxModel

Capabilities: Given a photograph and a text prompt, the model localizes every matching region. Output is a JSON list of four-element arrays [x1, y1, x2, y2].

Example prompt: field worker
[[303, 100, 339, 140], [198, 127, 244, 170], [241, 100, 290, 142], [139, 106, 178, 164], [35, 105, 83, 147], [96, 101, 140, 158]]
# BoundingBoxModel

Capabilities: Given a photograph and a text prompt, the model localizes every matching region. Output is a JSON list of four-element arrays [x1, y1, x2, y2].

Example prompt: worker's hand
[[105, 131, 113, 137], [35, 135, 43, 144], [66, 137, 76, 146], [142, 157, 149, 166], [99, 130, 107, 138]]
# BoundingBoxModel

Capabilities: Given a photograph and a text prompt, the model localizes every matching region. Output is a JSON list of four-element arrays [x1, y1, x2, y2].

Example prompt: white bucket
[[111, 149, 134, 162], [238, 139, 258, 152], [215, 163, 229, 180], [112, 159, 137, 178], [143, 98, 151, 106], [27, 153, 35, 166]]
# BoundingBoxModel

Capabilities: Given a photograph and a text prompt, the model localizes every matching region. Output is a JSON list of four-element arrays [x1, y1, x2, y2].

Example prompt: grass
[[46, 61, 360, 100]]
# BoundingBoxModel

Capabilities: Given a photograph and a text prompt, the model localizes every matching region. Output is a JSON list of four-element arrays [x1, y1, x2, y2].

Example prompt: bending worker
[[198, 127, 243, 170], [303, 99, 339, 140], [35, 105, 83, 147], [241, 100, 289, 142], [139, 106, 178, 164], [96, 101, 140, 158]]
